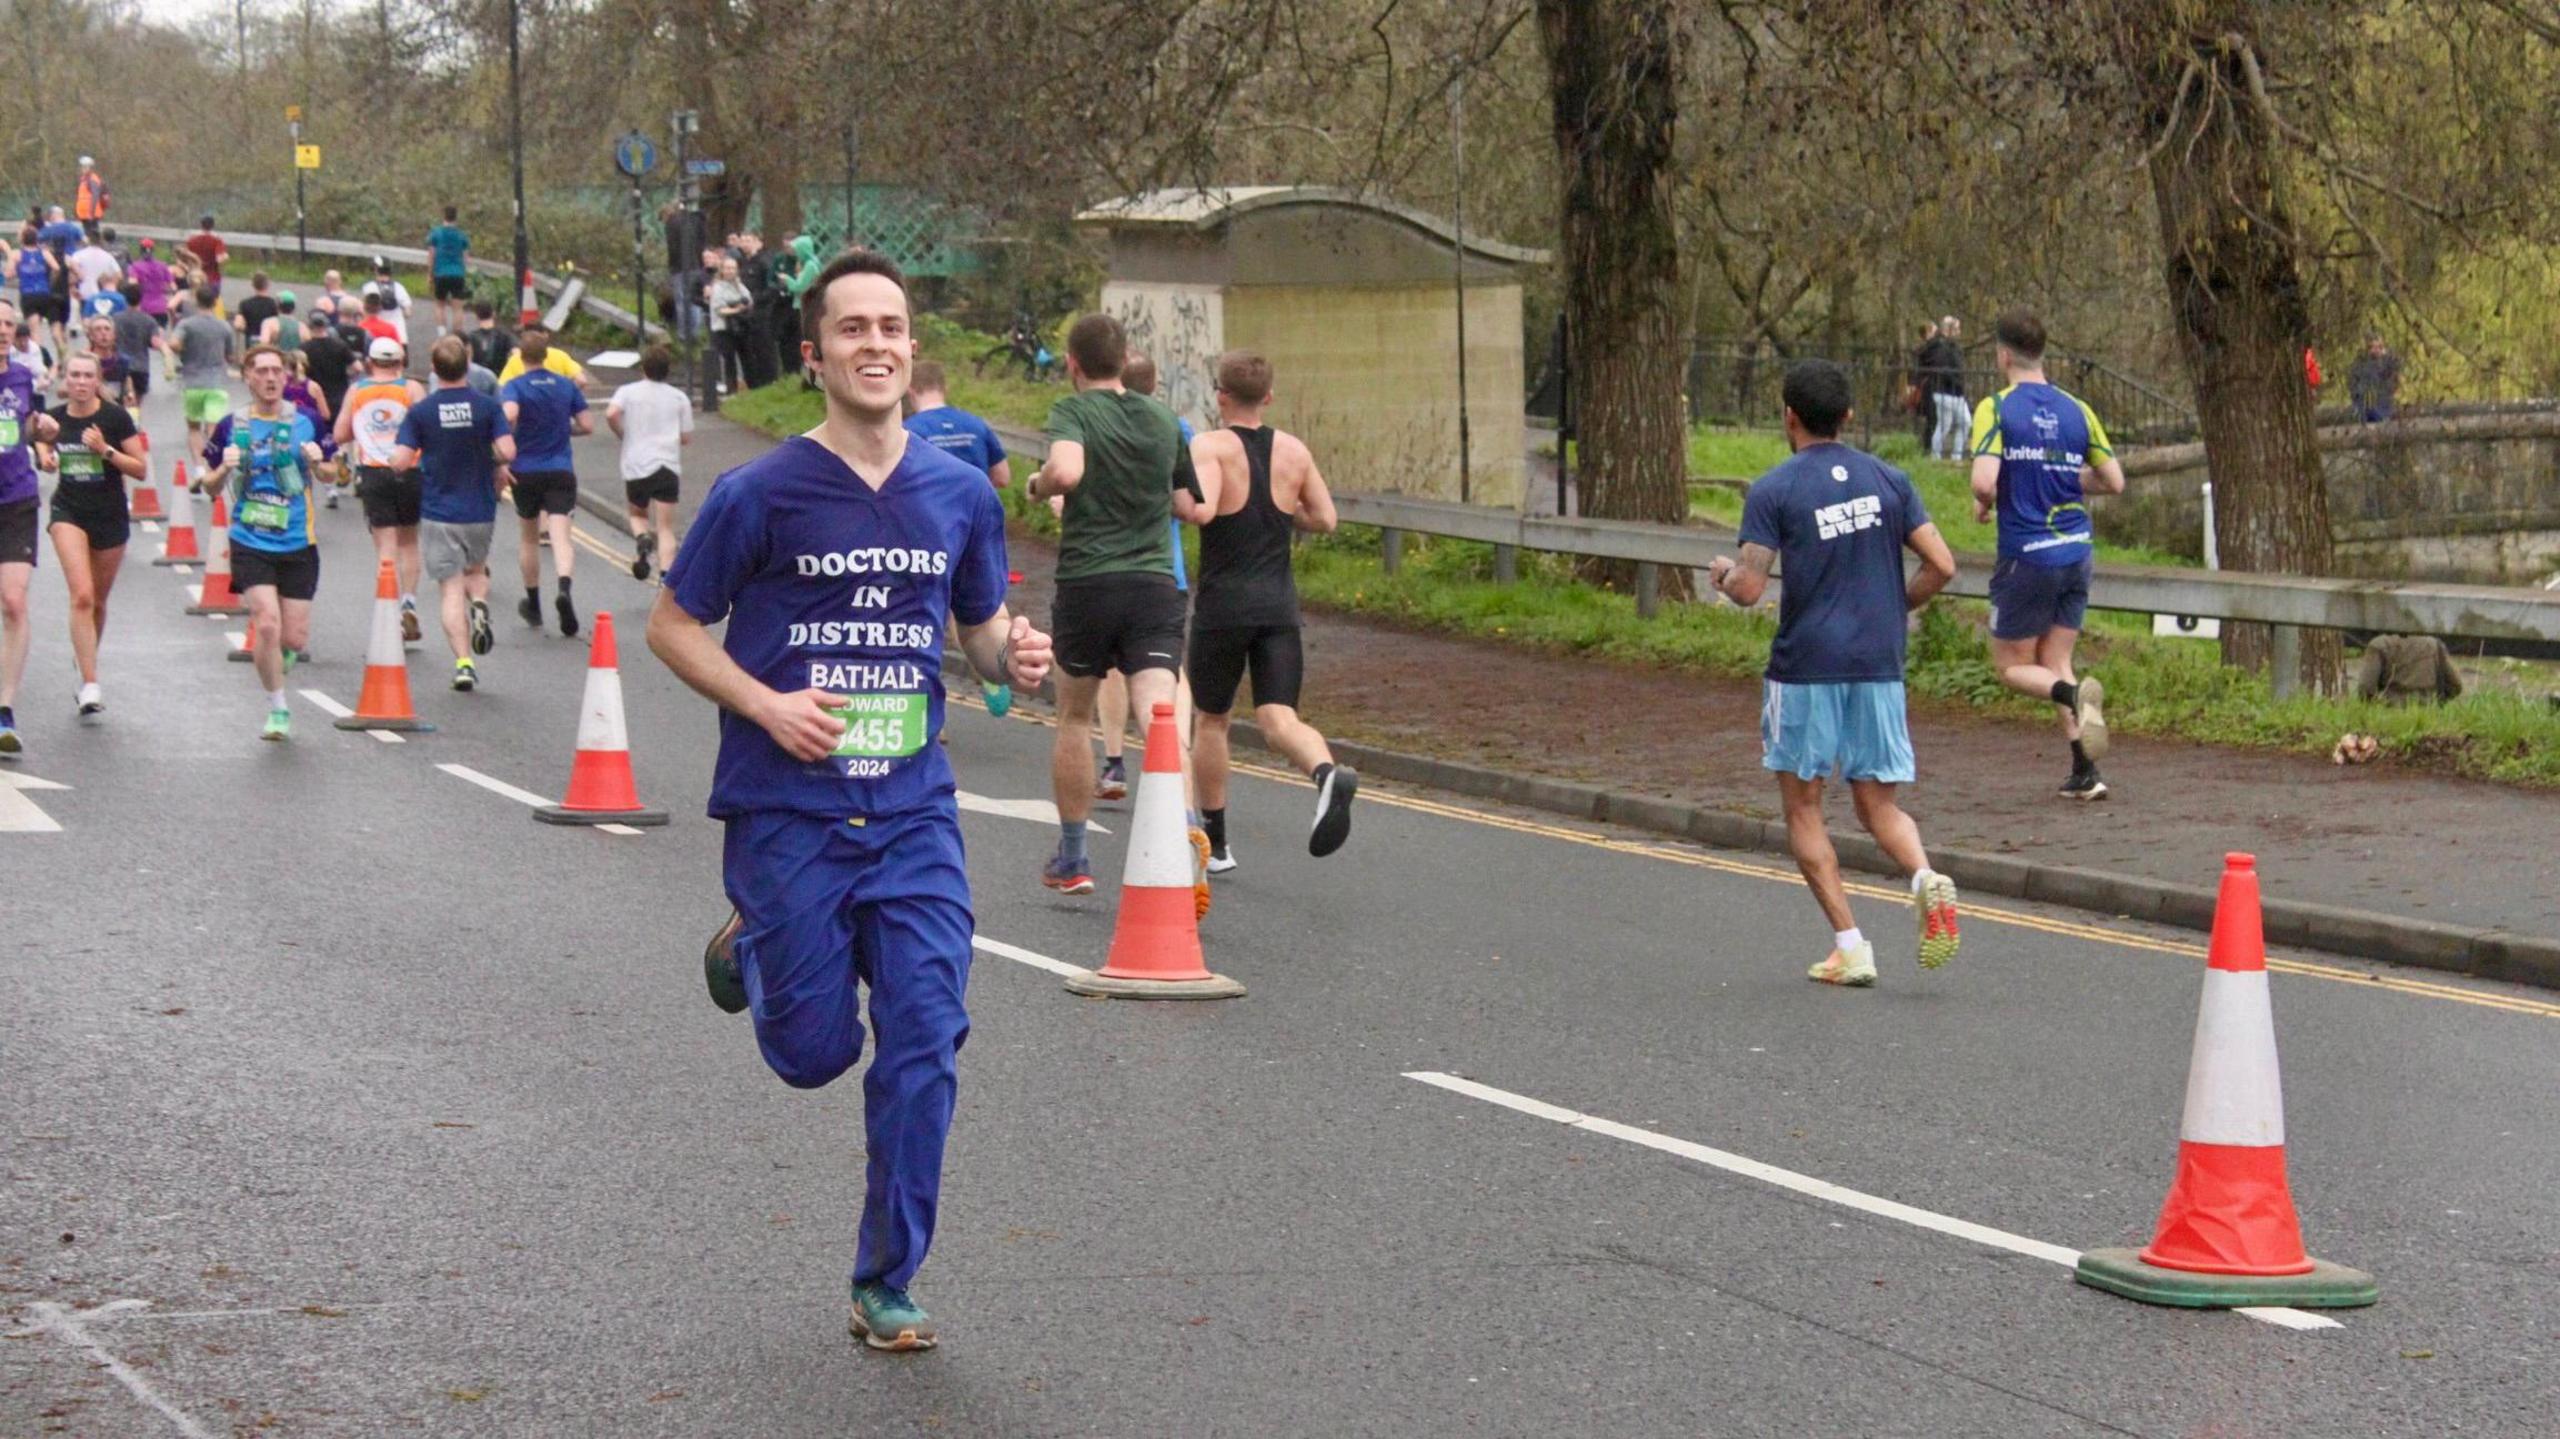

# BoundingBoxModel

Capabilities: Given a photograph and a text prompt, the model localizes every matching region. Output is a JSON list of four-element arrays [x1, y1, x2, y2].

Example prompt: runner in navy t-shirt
[[649, 250, 1051, 1354], [498, 322, 590, 636], [1707, 359, 1963, 988]]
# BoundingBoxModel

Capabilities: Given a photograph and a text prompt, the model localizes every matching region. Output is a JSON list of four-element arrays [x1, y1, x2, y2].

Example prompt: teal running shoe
[[981, 680, 1012, 718], [260, 708, 292, 742], [850, 1281, 937, 1351]]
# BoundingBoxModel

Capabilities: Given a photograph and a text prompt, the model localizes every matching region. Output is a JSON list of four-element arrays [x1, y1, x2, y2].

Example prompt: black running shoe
[[632, 531, 656, 581], [1310, 764, 1359, 857], [556, 593, 580, 638], [468, 600, 494, 656], [704, 911, 747, 1014], [2059, 772, 2111, 802], [518, 595, 543, 630]]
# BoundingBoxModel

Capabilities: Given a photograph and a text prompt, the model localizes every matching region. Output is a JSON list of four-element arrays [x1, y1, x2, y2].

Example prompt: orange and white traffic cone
[[534, 611, 667, 826], [519, 267, 539, 329], [184, 490, 246, 615], [1065, 701, 1243, 1000], [2075, 853, 2377, 1309], [153, 460, 202, 566], [333, 559, 432, 732], [129, 432, 165, 520]]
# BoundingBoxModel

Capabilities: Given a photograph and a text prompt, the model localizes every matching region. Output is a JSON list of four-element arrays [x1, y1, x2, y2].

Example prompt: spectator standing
[[72, 157, 109, 229], [735, 231, 778, 389], [1907, 320, 1939, 450], [1922, 314, 1968, 462], [2348, 338, 2402, 423], [706, 257, 751, 395]]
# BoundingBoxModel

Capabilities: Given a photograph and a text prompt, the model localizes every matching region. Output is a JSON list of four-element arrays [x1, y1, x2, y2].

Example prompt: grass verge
[[1291, 532, 2560, 788]]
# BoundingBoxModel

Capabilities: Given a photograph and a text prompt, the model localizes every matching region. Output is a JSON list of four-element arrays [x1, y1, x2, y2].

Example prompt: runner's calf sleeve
[[2049, 679, 2077, 708]]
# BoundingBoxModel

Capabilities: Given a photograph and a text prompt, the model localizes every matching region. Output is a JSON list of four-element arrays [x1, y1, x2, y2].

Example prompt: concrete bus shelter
[[1076, 187, 1548, 508]]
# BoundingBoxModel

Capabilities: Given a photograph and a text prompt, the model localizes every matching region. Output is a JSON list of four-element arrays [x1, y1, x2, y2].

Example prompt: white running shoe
[[76, 682, 103, 717], [1808, 943, 1878, 987], [2075, 676, 2109, 760]]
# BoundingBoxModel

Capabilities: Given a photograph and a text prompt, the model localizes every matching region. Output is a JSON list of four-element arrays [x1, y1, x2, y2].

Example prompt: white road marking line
[[297, 688, 353, 717], [1402, 1071, 2343, 1333], [971, 934, 1094, 980], [139, 520, 161, 533], [185, 583, 201, 603], [223, 630, 246, 650], [0, 771, 70, 833], [957, 790, 1109, 833], [370, 730, 406, 745], [597, 822, 643, 835], [436, 763, 551, 809], [14, 1300, 215, 1438]]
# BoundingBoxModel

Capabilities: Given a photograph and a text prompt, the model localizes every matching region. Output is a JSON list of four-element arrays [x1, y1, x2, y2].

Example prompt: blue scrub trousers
[[723, 797, 973, 1293]]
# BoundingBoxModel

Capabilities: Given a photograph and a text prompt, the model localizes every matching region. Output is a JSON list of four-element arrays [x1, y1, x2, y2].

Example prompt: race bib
[[0, 417, 17, 448], [831, 693, 928, 758], [58, 446, 104, 479], [237, 496, 292, 532]]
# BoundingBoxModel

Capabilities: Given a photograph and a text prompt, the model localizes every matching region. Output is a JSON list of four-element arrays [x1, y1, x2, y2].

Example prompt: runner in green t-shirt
[[1025, 313, 1211, 901]]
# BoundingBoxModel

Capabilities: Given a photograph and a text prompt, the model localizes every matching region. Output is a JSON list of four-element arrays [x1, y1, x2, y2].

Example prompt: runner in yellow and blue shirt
[[199, 345, 326, 741], [1967, 308, 2129, 801]]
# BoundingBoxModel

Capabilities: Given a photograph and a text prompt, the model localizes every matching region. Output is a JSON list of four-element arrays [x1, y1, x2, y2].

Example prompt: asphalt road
[[5, 372, 2558, 1438]]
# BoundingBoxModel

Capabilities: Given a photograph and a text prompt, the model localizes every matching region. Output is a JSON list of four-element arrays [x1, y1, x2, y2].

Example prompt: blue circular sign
[[614, 132, 658, 180]]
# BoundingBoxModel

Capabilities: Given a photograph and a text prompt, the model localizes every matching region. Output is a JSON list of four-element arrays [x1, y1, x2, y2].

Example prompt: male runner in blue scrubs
[[649, 250, 1052, 1353]]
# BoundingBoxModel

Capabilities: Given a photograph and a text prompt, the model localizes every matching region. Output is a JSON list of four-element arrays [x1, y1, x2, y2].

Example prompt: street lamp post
[[508, 0, 530, 328]]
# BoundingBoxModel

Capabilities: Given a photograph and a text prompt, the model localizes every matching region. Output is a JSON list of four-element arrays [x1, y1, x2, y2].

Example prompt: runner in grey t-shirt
[[172, 288, 237, 454]]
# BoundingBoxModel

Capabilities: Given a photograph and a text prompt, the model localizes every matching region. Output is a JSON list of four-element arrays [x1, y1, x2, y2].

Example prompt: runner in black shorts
[[37, 353, 141, 717], [1184, 349, 1354, 872], [1027, 312, 1212, 902], [509, 468, 578, 517], [337, 338, 427, 641]]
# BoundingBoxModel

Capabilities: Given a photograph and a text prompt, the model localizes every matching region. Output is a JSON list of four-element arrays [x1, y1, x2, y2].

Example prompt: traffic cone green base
[[2074, 1248, 2378, 1309]]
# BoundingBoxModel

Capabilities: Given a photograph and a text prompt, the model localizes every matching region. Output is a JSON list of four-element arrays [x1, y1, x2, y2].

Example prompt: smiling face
[[806, 270, 913, 424]]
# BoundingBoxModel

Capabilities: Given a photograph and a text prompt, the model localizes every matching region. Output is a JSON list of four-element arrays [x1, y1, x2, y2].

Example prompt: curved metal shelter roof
[[1077, 186, 1549, 267]]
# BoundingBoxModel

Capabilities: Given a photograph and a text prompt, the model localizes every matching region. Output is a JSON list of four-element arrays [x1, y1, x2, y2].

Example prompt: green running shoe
[[849, 1281, 937, 1351], [1915, 871, 1961, 970], [260, 707, 292, 742], [703, 910, 746, 1014], [981, 680, 1012, 718]]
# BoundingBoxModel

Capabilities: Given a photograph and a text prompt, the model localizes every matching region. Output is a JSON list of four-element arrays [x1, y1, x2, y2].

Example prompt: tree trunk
[[2135, 17, 2341, 691], [1536, 0, 1691, 597]]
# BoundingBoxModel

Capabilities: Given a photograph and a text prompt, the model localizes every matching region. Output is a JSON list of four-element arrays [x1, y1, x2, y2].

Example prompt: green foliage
[[1292, 534, 2560, 787], [709, 313, 1065, 440]]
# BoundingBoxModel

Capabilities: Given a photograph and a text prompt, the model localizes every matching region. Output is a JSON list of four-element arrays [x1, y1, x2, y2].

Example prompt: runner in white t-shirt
[[605, 343, 694, 580]]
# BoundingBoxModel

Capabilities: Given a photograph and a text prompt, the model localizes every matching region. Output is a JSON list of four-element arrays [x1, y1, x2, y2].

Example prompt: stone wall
[[2111, 412, 2560, 584]]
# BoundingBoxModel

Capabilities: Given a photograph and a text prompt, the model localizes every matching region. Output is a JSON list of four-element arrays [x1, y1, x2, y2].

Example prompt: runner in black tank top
[[1186, 349, 1355, 870]]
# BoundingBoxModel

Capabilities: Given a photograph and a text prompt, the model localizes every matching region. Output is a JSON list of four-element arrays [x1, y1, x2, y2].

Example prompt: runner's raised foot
[[556, 593, 580, 638], [518, 594, 542, 630], [980, 681, 1011, 719], [849, 1282, 937, 1352], [703, 910, 747, 1014], [468, 599, 494, 655], [260, 707, 292, 742], [1309, 763, 1358, 857], [1189, 826, 1214, 919], [0, 708, 22, 756], [631, 531, 655, 581], [1914, 870, 1960, 970], [401, 600, 422, 644], [1095, 756, 1128, 802], [451, 658, 476, 692], [2074, 675, 2108, 760]]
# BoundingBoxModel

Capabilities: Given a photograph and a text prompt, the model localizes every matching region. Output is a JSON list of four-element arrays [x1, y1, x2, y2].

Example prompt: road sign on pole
[[614, 132, 658, 180], [294, 145, 321, 170], [684, 158, 725, 177]]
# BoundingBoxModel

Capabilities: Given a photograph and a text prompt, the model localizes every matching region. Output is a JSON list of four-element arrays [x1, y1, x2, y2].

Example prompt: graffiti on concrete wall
[[1103, 283, 1224, 429]]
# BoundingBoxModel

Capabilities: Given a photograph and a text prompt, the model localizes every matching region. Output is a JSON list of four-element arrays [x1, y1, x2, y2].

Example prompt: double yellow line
[[567, 519, 633, 570], [950, 674, 2560, 1022]]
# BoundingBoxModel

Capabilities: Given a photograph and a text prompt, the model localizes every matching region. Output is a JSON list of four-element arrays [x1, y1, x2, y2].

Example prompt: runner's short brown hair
[[1215, 350, 1273, 406], [911, 359, 947, 393], [430, 335, 469, 381], [801, 248, 909, 344], [641, 344, 671, 381], [1065, 313, 1125, 381], [1995, 307, 2047, 362]]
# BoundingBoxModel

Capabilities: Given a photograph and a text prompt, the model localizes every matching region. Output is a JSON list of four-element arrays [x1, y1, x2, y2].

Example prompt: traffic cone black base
[[2074, 1249, 2377, 1309]]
